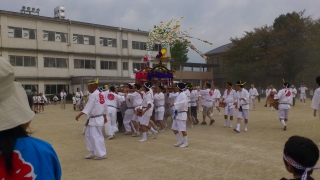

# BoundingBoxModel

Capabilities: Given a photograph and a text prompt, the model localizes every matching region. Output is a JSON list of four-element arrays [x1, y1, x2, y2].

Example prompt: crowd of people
[[1, 53, 320, 179]]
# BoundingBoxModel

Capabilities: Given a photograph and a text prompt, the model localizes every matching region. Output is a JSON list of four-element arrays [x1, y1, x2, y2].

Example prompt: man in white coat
[[311, 76, 320, 117], [212, 85, 221, 115], [154, 86, 165, 131], [249, 84, 259, 111], [299, 84, 308, 105], [170, 83, 189, 148], [274, 82, 292, 131], [123, 84, 136, 134], [269, 85, 277, 111], [264, 85, 271, 107], [234, 81, 250, 133], [75, 79, 107, 160], [200, 82, 215, 125], [221, 82, 237, 128], [127, 84, 143, 137], [190, 85, 200, 124], [104, 86, 125, 140], [290, 85, 297, 106]]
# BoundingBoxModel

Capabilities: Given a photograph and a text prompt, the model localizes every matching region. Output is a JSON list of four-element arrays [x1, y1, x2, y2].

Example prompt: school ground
[[31, 99, 320, 180]]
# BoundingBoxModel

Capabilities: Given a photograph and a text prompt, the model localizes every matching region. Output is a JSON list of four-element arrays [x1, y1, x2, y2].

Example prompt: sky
[[1, 0, 319, 63]]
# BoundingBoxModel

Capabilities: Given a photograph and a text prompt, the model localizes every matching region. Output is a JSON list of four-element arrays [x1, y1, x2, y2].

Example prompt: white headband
[[283, 154, 320, 180]]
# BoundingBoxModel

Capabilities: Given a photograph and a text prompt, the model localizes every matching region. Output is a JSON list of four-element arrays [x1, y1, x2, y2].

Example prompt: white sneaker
[[174, 142, 183, 147], [223, 123, 227, 127], [124, 131, 132, 135], [253, 109, 256, 111], [84, 153, 95, 159], [210, 113, 213, 116], [132, 132, 140, 137], [179, 144, 188, 148], [164, 123, 168, 128], [153, 131, 158, 139], [94, 155, 106, 160], [147, 131, 152, 137], [229, 124, 233, 128], [107, 135, 114, 140], [303, 103, 305, 105], [244, 128, 248, 132], [160, 128, 166, 132], [139, 138, 147, 142]]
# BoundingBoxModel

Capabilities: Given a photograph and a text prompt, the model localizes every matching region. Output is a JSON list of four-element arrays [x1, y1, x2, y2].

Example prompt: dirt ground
[[30, 99, 320, 180]]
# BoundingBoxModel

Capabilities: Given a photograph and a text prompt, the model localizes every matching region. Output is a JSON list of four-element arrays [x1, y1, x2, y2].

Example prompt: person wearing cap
[[137, 82, 158, 142], [299, 84, 308, 105], [221, 82, 237, 128], [290, 85, 297, 107], [75, 78, 108, 160], [234, 81, 250, 133], [154, 86, 166, 131], [274, 82, 293, 131], [281, 136, 319, 180], [249, 84, 259, 111], [60, 89, 66, 109], [33, 92, 39, 113], [190, 85, 200, 124], [311, 76, 320, 118], [0, 57, 62, 179], [104, 86, 125, 140], [212, 85, 222, 116], [127, 84, 143, 137], [170, 83, 189, 148], [199, 82, 215, 125]]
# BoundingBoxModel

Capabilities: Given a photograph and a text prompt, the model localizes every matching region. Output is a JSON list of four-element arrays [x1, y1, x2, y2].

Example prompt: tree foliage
[[170, 41, 189, 62], [222, 10, 320, 88]]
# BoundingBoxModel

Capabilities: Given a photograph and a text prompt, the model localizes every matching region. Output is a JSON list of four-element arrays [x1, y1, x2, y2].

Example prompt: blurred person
[[154, 86, 165, 131], [311, 76, 320, 118], [190, 85, 200, 124], [310, 88, 314, 100], [264, 85, 271, 107], [128, 84, 143, 137], [199, 82, 215, 125], [212, 85, 221, 116], [274, 82, 292, 131], [248, 84, 259, 110], [257, 87, 262, 103], [221, 82, 237, 128], [38, 92, 46, 114], [72, 93, 77, 111], [299, 84, 308, 105], [60, 89, 66, 109], [76, 87, 84, 109], [290, 85, 297, 107], [33, 92, 39, 113], [270, 85, 278, 111], [0, 57, 61, 179]]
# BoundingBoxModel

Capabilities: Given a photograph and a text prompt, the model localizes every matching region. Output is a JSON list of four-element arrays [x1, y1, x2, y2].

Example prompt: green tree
[[170, 41, 189, 62]]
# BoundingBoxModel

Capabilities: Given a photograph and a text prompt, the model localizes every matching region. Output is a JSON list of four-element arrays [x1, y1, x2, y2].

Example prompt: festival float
[[134, 17, 212, 87]]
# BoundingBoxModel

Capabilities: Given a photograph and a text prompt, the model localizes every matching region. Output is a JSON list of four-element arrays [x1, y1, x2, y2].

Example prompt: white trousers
[[250, 98, 256, 110], [107, 107, 118, 133], [85, 126, 106, 157], [123, 113, 134, 132]]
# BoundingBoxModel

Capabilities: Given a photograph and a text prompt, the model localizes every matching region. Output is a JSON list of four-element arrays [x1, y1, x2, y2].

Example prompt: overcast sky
[[1, 0, 319, 63]]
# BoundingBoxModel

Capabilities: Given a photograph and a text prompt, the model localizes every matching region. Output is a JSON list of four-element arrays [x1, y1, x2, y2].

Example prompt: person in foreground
[[0, 57, 62, 179], [281, 136, 319, 180], [76, 79, 108, 160]]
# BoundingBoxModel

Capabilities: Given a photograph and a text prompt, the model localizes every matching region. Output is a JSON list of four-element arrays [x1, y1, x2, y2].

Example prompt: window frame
[[44, 57, 68, 68], [100, 60, 117, 70], [9, 55, 37, 67], [74, 59, 96, 69], [8, 26, 36, 39], [122, 62, 128, 70]]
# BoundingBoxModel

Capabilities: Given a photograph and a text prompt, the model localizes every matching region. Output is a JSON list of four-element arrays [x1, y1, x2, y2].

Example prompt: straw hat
[[0, 57, 35, 131]]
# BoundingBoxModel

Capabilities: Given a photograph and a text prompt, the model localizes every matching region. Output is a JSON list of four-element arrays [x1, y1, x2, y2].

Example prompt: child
[[72, 93, 77, 111], [79, 97, 85, 111], [53, 95, 59, 105], [281, 136, 319, 180]]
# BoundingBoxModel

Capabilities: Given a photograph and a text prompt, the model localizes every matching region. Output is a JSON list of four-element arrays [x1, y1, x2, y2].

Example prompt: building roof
[[204, 43, 233, 56], [0, 9, 148, 35]]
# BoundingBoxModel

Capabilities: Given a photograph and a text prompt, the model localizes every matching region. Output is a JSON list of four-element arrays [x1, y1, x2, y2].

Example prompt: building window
[[122, 40, 128, 49], [43, 31, 67, 42], [8, 27, 36, 39], [153, 44, 162, 51], [45, 84, 69, 95], [73, 34, 95, 45], [100, 37, 117, 47], [132, 62, 145, 70], [74, 59, 95, 69], [44, 57, 68, 68], [22, 84, 38, 95], [9, 55, 37, 67], [139, 42, 146, 50], [101, 61, 117, 70], [122, 62, 128, 70]]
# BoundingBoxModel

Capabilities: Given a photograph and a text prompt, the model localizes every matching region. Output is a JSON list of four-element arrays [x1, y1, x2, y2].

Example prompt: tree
[[170, 41, 189, 62]]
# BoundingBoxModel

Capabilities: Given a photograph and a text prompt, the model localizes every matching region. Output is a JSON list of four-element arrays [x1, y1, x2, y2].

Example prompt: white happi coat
[[236, 88, 249, 110], [290, 88, 297, 98], [173, 91, 188, 121], [76, 91, 83, 101], [154, 92, 165, 112], [300, 87, 308, 94], [213, 89, 221, 103], [265, 89, 270, 97], [82, 90, 106, 126], [137, 91, 154, 117], [127, 91, 143, 108], [274, 88, 293, 109], [311, 87, 320, 114], [223, 89, 237, 109], [200, 88, 213, 108], [184, 89, 191, 107], [168, 92, 179, 113], [249, 88, 259, 99], [124, 93, 135, 115], [33, 95, 38, 103], [190, 90, 200, 107]]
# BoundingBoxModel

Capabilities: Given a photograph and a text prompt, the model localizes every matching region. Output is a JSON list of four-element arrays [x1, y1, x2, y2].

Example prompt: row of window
[[8, 27, 160, 50]]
